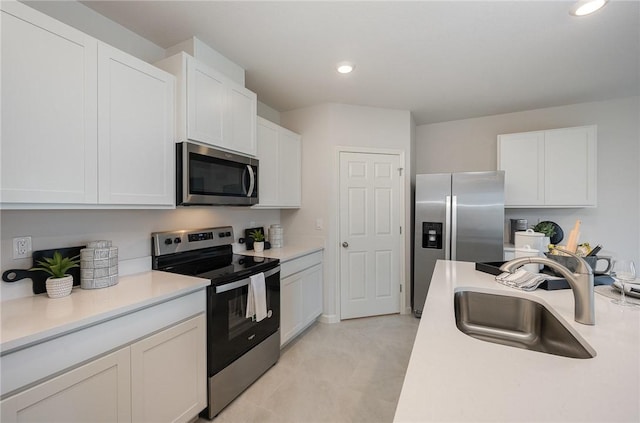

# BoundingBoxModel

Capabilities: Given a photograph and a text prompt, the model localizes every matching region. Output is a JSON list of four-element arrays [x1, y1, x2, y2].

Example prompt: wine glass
[[611, 259, 636, 306]]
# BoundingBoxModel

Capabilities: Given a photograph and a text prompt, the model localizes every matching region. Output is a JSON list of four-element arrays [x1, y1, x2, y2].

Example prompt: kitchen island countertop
[[0, 270, 209, 354], [394, 260, 639, 422]]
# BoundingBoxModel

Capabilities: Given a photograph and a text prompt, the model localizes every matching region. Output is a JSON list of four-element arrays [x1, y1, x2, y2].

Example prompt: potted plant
[[249, 229, 266, 253], [531, 222, 556, 252], [30, 251, 80, 298]]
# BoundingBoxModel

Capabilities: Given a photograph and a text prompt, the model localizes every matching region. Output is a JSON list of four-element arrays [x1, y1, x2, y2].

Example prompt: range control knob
[[225, 231, 231, 237], [174, 237, 182, 244], [218, 232, 226, 237], [164, 238, 173, 245]]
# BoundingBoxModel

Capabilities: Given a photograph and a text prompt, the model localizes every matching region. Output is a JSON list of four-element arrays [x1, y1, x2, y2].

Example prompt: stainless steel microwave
[[176, 142, 258, 206]]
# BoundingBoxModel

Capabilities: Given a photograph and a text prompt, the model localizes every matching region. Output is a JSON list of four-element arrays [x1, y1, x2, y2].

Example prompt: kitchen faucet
[[500, 248, 595, 325]]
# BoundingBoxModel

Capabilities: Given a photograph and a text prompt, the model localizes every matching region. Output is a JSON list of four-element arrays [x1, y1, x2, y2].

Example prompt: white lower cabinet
[[1, 348, 132, 423], [0, 314, 206, 423], [280, 251, 323, 347], [131, 315, 207, 423]]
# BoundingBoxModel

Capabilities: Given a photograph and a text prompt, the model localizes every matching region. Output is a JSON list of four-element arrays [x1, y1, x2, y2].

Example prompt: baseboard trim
[[319, 314, 340, 324]]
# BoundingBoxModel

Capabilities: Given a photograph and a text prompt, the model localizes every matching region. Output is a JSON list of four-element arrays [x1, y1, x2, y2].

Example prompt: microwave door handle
[[246, 165, 255, 197]]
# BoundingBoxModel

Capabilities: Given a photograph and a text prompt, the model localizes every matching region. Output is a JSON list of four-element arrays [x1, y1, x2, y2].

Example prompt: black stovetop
[[154, 245, 279, 286]]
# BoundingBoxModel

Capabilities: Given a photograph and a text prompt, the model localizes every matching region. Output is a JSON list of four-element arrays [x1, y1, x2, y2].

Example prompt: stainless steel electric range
[[151, 226, 280, 419]]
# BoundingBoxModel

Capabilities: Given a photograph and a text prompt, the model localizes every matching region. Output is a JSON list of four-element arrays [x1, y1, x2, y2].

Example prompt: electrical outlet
[[315, 218, 324, 230], [13, 236, 32, 259]]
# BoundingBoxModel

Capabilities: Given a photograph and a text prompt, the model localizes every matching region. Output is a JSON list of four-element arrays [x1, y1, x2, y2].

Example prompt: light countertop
[[394, 260, 640, 422], [239, 240, 324, 262], [0, 271, 209, 354]]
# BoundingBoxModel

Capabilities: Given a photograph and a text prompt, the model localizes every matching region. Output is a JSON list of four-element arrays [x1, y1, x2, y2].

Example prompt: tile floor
[[198, 313, 420, 423]]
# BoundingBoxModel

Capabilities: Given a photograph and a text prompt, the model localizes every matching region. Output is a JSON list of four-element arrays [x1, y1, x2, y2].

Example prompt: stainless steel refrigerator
[[413, 171, 505, 317]]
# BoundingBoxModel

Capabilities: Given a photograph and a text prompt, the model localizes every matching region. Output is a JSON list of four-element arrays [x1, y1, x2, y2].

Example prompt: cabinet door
[[279, 129, 302, 207], [228, 85, 257, 156], [301, 264, 323, 324], [1, 3, 98, 204], [280, 273, 304, 347], [186, 58, 226, 147], [544, 126, 597, 206], [0, 348, 131, 423], [97, 43, 175, 205], [131, 314, 206, 423], [498, 131, 545, 206], [256, 119, 280, 206]]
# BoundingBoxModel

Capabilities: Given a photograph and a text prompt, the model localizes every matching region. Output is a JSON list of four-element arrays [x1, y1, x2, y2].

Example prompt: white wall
[[0, 208, 280, 300], [281, 103, 414, 321], [415, 96, 640, 264]]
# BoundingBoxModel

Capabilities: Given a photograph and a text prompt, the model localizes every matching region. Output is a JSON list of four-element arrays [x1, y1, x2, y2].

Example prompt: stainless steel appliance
[[151, 227, 280, 418], [176, 141, 258, 206], [413, 171, 505, 317], [509, 218, 528, 244]]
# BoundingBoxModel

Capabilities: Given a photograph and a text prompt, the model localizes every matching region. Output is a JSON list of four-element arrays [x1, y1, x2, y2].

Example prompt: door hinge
[[398, 168, 403, 176], [400, 226, 402, 234], [400, 284, 402, 293]]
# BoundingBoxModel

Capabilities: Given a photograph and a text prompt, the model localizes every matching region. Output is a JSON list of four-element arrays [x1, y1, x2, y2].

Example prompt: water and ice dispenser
[[422, 222, 443, 249]]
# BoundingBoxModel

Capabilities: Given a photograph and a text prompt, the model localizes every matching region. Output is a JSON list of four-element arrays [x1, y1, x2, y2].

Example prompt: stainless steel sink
[[454, 290, 595, 359]]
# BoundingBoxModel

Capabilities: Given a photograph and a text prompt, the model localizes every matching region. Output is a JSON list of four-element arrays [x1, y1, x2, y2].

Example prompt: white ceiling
[[81, 1, 639, 125]]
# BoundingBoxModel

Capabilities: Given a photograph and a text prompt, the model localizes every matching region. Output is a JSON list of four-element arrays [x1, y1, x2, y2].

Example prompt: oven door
[[177, 142, 258, 206], [208, 266, 280, 375]]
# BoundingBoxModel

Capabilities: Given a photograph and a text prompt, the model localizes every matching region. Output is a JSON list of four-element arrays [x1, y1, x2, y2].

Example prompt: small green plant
[[249, 229, 265, 242], [30, 251, 80, 279], [532, 221, 556, 237]]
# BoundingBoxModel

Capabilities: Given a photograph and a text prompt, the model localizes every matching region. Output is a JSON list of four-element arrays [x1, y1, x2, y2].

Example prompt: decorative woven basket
[[80, 241, 119, 289], [46, 275, 73, 298]]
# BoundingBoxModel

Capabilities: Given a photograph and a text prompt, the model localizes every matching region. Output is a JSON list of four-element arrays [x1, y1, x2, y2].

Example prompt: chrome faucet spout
[[499, 248, 595, 325]]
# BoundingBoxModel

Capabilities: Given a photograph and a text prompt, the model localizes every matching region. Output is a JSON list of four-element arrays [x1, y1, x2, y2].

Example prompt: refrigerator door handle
[[451, 195, 458, 260], [445, 195, 452, 260]]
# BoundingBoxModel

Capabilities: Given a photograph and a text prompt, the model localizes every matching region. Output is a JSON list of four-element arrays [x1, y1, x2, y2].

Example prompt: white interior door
[[339, 151, 401, 319]]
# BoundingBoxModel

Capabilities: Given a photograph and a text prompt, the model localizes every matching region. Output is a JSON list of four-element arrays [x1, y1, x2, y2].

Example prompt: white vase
[[253, 241, 265, 253], [45, 275, 73, 298]]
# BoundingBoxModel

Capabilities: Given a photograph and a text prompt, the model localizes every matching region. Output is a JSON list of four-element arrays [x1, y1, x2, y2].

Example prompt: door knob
[[342, 242, 349, 248]]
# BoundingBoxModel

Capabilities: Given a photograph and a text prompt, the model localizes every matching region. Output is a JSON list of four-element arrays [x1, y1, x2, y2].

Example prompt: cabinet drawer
[[281, 251, 323, 278]]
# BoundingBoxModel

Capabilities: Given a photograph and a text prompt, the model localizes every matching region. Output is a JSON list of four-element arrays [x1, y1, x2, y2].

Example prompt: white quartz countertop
[[0, 271, 209, 354], [239, 241, 323, 263], [394, 260, 640, 422]]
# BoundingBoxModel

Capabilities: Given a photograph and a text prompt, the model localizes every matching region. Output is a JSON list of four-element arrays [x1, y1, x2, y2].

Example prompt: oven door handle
[[215, 266, 280, 294]]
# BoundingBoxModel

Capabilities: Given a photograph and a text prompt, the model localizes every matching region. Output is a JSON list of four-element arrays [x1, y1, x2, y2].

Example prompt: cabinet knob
[[342, 242, 349, 248]]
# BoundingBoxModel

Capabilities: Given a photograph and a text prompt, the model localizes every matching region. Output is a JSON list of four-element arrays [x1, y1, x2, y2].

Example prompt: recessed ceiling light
[[337, 62, 355, 74], [569, 0, 608, 16]]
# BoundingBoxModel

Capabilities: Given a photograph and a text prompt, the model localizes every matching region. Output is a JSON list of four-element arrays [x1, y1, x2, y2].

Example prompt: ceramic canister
[[514, 245, 541, 273], [515, 229, 545, 252]]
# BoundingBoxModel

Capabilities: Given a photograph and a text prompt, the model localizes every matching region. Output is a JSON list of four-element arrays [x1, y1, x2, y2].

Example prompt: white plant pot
[[45, 275, 73, 298], [253, 241, 265, 253]]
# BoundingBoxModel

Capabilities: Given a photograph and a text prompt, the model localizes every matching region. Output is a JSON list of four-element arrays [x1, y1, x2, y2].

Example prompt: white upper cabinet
[[97, 43, 175, 206], [253, 117, 302, 208], [1, 2, 98, 204], [187, 58, 226, 146], [498, 125, 597, 208], [1, 2, 176, 208], [156, 53, 257, 157]]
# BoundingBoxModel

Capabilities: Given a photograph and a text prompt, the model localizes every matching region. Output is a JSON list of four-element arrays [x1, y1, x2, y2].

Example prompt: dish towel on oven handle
[[246, 272, 267, 322]]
